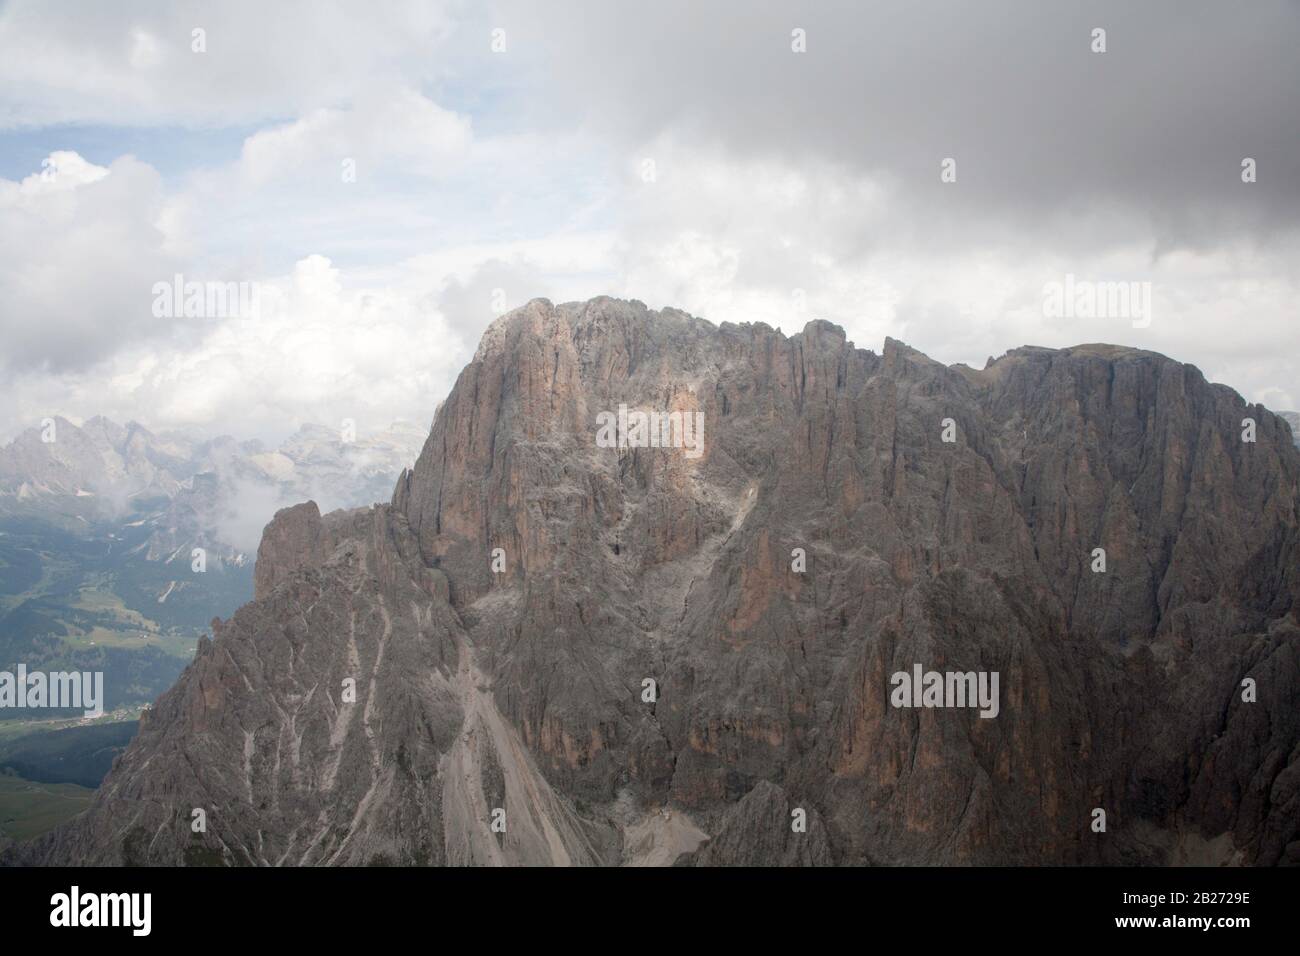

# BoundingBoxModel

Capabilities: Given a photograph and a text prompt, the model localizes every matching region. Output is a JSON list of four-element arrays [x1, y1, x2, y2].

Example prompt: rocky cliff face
[[13, 297, 1299, 866]]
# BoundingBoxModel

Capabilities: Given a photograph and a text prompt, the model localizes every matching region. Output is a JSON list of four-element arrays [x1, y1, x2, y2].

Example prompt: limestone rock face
[[252, 501, 326, 600], [13, 297, 1300, 866]]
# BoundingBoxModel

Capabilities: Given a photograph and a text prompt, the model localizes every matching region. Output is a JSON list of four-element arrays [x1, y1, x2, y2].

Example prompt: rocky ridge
[[12, 297, 1299, 866]]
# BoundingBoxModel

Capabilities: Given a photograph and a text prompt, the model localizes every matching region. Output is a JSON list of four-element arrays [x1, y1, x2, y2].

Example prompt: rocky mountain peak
[[13, 296, 1299, 867]]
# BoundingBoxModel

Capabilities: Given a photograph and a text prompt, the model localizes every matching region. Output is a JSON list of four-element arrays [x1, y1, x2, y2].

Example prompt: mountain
[[0, 417, 424, 719], [12, 297, 1299, 866], [1281, 411, 1300, 448], [0, 416, 427, 553]]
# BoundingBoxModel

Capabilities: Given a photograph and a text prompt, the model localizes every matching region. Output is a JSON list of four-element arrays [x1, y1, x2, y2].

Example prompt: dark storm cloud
[[493, 0, 1300, 254]]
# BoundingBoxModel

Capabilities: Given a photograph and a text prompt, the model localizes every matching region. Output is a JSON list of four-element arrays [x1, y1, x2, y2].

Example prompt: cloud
[[0, 0, 1296, 450], [0, 245, 611, 445], [588, 138, 1300, 412], [498, 0, 1300, 251], [0, 151, 187, 372], [116, 255, 459, 439], [237, 88, 472, 186], [0, 0, 455, 127]]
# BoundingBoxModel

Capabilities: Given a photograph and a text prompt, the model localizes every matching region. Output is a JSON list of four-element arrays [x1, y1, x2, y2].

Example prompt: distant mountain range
[[0, 416, 425, 718], [0, 416, 427, 552]]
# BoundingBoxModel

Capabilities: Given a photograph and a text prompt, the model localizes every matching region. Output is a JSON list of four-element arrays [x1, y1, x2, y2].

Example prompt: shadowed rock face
[[13, 297, 1299, 866]]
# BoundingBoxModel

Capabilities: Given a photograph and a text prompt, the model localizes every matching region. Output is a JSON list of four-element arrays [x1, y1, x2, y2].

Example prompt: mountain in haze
[[0, 416, 427, 553], [1281, 411, 1300, 448], [11, 297, 1299, 866], [0, 417, 425, 719]]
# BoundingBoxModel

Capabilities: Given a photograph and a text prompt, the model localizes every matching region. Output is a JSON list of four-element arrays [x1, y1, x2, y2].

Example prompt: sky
[[0, 0, 1297, 445]]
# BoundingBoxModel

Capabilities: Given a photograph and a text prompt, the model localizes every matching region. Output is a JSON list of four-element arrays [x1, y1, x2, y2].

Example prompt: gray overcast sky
[[0, 0, 1296, 442]]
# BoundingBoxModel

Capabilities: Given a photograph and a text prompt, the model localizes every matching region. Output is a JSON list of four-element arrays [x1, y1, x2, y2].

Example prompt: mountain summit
[[15, 297, 1299, 866]]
